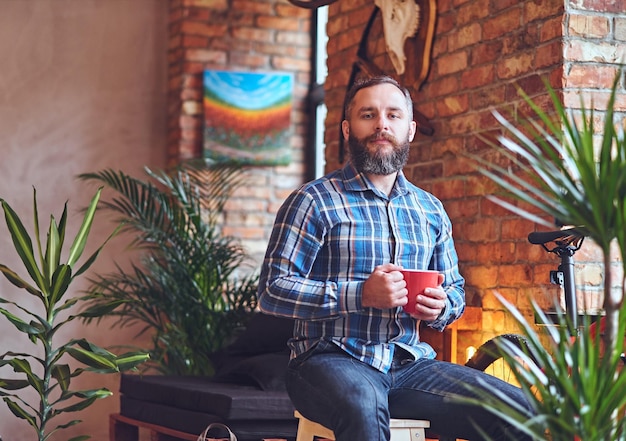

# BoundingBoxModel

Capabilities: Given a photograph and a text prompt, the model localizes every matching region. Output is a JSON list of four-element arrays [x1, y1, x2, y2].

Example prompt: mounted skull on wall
[[374, 0, 420, 75], [289, 0, 422, 76]]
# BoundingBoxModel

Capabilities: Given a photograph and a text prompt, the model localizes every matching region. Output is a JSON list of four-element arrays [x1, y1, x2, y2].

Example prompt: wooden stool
[[294, 410, 430, 441]]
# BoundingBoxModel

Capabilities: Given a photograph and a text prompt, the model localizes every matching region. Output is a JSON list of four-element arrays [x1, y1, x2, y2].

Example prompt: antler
[[287, 0, 339, 8]]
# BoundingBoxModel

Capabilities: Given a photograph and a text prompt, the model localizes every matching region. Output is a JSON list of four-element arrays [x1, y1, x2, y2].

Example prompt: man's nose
[[374, 115, 389, 131]]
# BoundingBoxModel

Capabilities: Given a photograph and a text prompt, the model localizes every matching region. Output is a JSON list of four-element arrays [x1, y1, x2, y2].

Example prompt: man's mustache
[[367, 133, 399, 144]]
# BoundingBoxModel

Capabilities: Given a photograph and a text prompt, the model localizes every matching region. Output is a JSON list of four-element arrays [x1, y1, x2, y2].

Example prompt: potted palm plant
[[0, 188, 149, 441], [78, 161, 259, 376], [465, 70, 626, 440]]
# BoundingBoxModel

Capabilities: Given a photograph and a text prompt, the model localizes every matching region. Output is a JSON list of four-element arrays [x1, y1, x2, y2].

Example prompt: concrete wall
[[0, 1, 168, 439]]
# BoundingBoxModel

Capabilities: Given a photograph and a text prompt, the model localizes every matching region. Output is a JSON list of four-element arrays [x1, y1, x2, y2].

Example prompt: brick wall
[[166, 0, 313, 263], [166, 0, 625, 360], [563, 0, 626, 322], [325, 0, 625, 358]]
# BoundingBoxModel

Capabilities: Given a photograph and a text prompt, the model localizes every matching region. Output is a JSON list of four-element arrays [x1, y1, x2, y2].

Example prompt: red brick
[[470, 40, 503, 65], [540, 15, 564, 42], [185, 0, 227, 9], [482, 9, 523, 40], [182, 7, 211, 21], [461, 65, 495, 90], [535, 40, 563, 69], [276, 31, 311, 47], [578, 0, 626, 13], [524, 0, 564, 22], [491, 0, 520, 11], [181, 35, 208, 48], [568, 13, 610, 38], [496, 53, 534, 79], [449, 23, 482, 52], [181, 21, 228, 37], [445, 198, 481, 220], [257, 15, 301, 31], [567, 64, 620, 88], [464, 265, 499, 289], [436, 51, 469, 76], [233, 0, 273, 14], [498, 263, 533, 287], [456, 0, 491, 26], [185, 48, 226, 63], [232, 27, 273, 41]]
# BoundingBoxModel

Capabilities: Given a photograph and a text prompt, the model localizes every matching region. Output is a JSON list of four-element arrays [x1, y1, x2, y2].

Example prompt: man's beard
[[348, 132, 410, 175]]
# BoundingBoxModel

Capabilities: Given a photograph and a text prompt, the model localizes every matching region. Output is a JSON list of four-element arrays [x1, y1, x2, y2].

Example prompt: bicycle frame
[[528, 227, 585, 336]]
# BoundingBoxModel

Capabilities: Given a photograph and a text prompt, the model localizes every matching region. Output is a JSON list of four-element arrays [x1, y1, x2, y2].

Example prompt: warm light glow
[[466, 346, 476, 362]]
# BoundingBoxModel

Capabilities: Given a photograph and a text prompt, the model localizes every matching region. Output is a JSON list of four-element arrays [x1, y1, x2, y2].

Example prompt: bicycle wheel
[[465, 334, 535, 385]]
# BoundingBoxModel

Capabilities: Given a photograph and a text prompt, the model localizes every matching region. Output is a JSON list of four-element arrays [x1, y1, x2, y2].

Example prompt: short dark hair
[[343, 76, 414, 121]]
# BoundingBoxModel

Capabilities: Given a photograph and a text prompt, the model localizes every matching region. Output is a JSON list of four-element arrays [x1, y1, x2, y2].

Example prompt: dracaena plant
[[463, 70, 626, 440], [78, 162, 259, 376], [0, 188, 149, 441]]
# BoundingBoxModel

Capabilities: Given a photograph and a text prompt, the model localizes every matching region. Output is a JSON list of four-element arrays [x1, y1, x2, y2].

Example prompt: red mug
[[400, 269, 439, 314]]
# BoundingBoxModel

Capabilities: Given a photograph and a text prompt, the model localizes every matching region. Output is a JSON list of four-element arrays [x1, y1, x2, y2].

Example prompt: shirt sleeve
[[425, 209, 465, 331], [257, 188, 359, 321]]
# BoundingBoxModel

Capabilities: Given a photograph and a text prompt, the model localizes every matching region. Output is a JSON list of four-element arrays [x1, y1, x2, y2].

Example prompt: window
[[311, 6, 328, 179]]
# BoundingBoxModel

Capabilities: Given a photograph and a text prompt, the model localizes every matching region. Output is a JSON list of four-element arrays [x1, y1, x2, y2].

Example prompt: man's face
[[342, 83, 416, 176]]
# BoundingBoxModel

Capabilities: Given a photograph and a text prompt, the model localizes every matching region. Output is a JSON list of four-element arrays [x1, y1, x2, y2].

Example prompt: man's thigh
[[285, 342, 391, 429], [389, 358, 532, 440]]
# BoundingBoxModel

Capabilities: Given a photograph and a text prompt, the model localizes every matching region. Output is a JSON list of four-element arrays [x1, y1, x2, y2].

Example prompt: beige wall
[[0, 1, 167, 439]]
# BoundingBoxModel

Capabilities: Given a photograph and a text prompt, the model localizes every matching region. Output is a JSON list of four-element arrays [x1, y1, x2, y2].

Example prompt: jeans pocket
[[288, 339, 338, 370]]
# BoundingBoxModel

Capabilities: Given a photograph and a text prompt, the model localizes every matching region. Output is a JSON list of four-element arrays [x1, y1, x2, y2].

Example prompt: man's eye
[[361, 113, 374, 119], [389, 113, 400, 119]]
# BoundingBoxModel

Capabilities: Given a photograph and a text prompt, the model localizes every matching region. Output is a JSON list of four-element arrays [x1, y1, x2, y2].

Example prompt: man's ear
[[408, 121, 417, 142], [341, 120, 350, 141]]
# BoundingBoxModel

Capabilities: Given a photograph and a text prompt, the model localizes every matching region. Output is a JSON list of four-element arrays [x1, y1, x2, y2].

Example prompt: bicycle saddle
[[528, 227, 584, 246]]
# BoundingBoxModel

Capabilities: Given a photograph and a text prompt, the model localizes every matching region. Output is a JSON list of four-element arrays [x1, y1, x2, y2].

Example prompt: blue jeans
[[286, 341, 533, 441]]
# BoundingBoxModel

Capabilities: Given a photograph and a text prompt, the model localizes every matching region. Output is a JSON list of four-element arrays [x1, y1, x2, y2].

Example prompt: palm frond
[[466, 69, 626, 440], [79, 162, 258, 375]]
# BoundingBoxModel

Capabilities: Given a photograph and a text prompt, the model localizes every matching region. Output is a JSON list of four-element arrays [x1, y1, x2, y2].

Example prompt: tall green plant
[[465, 71, 626, 439], [78, 162, 259, 376], [0, 189, 149, 441], [475, 72, 626, 354]]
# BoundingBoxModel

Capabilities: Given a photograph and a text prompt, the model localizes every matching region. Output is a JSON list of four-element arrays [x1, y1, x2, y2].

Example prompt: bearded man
[[257, 76, 534, 441]]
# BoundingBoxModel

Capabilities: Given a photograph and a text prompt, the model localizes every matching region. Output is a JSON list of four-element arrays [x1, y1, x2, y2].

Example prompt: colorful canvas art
[[203, 70, 293, 165]]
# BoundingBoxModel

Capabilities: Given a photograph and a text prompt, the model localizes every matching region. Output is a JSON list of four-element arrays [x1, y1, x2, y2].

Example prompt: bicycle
[[464, 226, 608, 377]]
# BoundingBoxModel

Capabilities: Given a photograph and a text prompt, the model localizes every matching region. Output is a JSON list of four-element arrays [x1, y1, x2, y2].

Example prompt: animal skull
[[374, 0, 420, 75]]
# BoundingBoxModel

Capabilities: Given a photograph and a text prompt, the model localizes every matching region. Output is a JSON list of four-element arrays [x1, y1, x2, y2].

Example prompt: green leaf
[[58, 394, 105, 412], [0, 307, 42, 335], [78, 298, 127, 318], [0, 378, 30, 390], [64, 347, 117, 371], [53, 296, 80, 315], [0, 263, 44, 299], [44, 214, 62, 290], [46, 419, 85, 441], [114, 351, 150, 371], [72, 223, 121, 279], [1, 197, 47, 293], [3, 397, 37, 427], [49, 264, 72, 306], [67, 187, 102, 268], [8, 358, 44, 395], [51, 364, 71, 392]]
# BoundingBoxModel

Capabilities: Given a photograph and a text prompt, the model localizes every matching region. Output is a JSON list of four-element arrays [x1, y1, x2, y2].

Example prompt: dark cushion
[[226, 313, 294, 355], [214, 352, 289, 391], [209, 312, 293, 373], [120, 374, 294, 420], [118, 314, 296, 439]]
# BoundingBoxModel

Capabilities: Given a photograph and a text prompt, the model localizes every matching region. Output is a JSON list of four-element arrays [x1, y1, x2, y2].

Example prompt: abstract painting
[[203, 70, 293, 165]]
